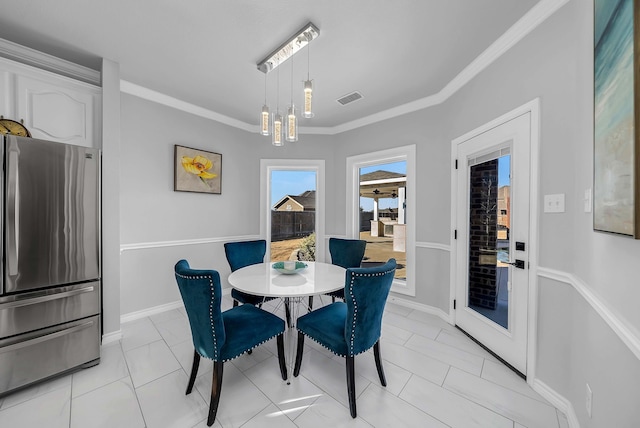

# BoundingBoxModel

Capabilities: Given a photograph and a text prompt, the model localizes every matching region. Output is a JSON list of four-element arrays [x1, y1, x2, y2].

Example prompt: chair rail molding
[[416, 241, 451, 252], [537, 266, 640, 361], [119, 234, 261, 253]]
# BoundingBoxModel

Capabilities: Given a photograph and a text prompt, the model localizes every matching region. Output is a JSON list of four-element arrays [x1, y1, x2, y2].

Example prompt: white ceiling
[[0, 0, 542, 131]]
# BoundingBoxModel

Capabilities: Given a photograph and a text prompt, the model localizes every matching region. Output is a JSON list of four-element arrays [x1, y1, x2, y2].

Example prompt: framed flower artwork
[[174, 145, 222, 194]]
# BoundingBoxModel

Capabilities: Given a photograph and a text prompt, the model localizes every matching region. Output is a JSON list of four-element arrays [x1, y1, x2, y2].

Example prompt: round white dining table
[[227, 261, 346, 298], [228, 261, 346, 383]]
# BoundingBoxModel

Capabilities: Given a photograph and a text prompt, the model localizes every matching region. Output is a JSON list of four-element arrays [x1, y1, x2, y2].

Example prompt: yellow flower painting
[[174, 145, 222, 194]]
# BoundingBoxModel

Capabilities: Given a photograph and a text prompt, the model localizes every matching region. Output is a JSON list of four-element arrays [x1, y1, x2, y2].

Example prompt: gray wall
[[119, 94, 335, 315], [328, 0, 640, 425], [117, 0, 640, 424]]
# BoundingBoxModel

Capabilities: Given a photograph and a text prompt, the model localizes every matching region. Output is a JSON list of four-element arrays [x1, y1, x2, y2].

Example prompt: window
[[260, 159, 325, 263], [346, 146, 416, 296]]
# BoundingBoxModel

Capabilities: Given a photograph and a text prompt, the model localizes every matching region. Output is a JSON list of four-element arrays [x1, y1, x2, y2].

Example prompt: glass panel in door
[[467, 153, 510, 329]]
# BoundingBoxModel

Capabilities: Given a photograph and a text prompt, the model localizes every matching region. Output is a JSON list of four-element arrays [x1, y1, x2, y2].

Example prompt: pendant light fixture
[[257, 22, 319, 146], [260, 73, 270, 136], [272, 67, 283, 146], [303, 43, 314, 118], [286, 57, 298, 142]]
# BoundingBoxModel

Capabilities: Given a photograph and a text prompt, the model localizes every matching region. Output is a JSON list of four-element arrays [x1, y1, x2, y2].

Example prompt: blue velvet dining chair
[[224, 239, 291, 326], [174, 260, 287, 426], [327, 237, 368, 299], [308, 237, 366, 310], [293, 258, 396, 418]]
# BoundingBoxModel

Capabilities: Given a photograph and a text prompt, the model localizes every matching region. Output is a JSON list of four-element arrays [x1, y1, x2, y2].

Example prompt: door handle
[[505, 259, 525, 269], [6, 143, 20, 276]]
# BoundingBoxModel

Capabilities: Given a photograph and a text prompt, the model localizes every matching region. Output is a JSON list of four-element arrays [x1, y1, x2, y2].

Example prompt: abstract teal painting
[[594, 0, 639, 237]]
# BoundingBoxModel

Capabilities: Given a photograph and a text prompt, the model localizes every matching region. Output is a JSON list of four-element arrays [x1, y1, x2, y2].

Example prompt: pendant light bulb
[[260, 105, 270, 136], [303, 80, 314, 118], [272, 67, 283, 146], [272, 112, 283, 146], [286, 56, 298, 142], [286, 105, 298, 142]]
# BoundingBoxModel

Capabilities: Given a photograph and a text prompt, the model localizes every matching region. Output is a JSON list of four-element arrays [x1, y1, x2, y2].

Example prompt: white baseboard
[[387, 295, 452, 324], [102, 330, 123, 345], [532, 379, 580, 428], [121, 300, 185, 324], [120, 287, 232, 324]]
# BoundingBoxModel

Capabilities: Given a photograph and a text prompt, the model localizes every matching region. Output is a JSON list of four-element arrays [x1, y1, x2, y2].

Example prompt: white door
[[453, 112, 532, 375]]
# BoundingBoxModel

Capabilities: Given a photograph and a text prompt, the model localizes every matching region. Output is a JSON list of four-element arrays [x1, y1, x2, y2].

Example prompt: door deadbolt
[[506, 259, 525, 269]]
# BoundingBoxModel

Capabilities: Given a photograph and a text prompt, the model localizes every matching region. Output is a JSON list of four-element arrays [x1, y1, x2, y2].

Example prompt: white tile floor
[[0, 297, 569, 428]]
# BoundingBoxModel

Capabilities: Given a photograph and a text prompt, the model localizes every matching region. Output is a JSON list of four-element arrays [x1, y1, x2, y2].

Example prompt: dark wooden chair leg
[[346, 356, 357, 418], [207, 361, 224, 426], [373, 341, 387, 386], [293, 332, 305, 377], [308, 296, 313, 311], [284, 298, 292, 327], [186, 350, 200, 394], [276, 334, 287, 381], [233, 300, 238, 307], [332, 296, 336, 303]]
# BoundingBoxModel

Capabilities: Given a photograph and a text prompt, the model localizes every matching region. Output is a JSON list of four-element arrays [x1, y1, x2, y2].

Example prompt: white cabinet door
[[0, 70, 14, 119], [16, 74, 99, 147]]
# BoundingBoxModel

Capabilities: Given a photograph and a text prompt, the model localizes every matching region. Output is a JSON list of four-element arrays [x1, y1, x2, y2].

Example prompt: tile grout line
[[118, 339, 149, 428]]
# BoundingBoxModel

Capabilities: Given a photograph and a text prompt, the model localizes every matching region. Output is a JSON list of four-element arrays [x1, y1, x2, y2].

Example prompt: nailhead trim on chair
[[177, 272, 282, 363], [298, 266, 396, 358], [347, 268, 396, 356], [221, 333, 281, 362], [175, 272, 219, 361]]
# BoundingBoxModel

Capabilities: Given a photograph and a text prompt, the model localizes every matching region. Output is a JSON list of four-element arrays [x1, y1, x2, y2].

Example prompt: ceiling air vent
[[336, 91, 363, 106]]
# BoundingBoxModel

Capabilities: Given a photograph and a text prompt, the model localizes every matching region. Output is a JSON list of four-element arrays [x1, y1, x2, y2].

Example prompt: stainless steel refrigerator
[[0, 135, 101, 396]]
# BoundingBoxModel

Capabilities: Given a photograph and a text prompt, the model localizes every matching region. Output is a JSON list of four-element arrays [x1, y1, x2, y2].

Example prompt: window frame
[[260, 159, 326, 262], [346, 145, 416, 296]]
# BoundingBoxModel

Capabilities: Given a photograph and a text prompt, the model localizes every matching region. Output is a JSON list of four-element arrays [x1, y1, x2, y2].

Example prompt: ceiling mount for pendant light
[[257, 22, 319, 74]]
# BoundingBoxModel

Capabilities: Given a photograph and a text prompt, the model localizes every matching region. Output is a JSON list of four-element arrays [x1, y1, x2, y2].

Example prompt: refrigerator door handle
[[6, 147, 19, 276], [0, 285, 95, 310], [0, 320, 95, 354]]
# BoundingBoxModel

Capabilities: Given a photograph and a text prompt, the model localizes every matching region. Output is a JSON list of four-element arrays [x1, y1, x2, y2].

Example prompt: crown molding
[[122, 0, 570, 135], [0, 38, 100, 86], [120, 80, 257, 133], [331, 0, 570, 134]]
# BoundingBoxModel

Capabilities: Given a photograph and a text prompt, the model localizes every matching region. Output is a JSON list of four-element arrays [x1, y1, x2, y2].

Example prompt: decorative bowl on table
[[272, 261, 308, 274]]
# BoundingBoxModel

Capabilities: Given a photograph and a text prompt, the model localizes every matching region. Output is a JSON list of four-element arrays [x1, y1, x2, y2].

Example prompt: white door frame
[[450, 99, 540, 382]]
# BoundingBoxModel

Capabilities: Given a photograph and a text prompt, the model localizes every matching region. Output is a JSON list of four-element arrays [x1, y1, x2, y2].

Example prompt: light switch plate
[[584, 188, 592, 213], [544, 194, 565, 213]]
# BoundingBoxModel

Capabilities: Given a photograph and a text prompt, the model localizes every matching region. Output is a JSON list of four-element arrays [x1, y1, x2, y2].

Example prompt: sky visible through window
[[270, 170, 317, 207], [499, 154, 510, 187]]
